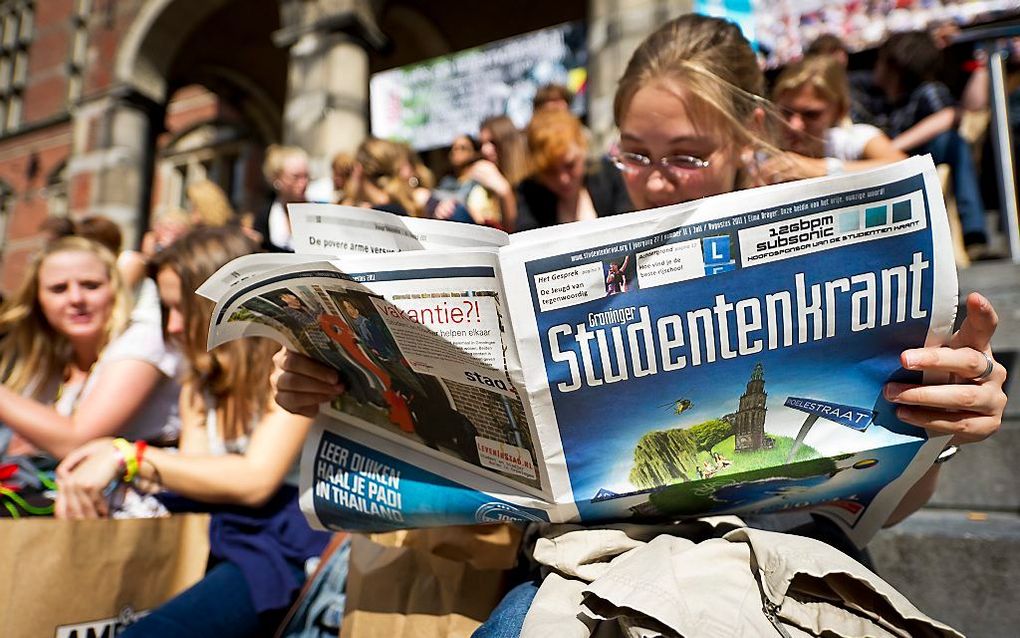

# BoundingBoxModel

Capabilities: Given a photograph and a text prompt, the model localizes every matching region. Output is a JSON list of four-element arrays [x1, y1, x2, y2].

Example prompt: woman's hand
[[271, 348, 345, 417], [884, 293, 1007, 445], [432, 198, 458, 220], [467, 160, 511, 196], [55, 438, 122, 519]]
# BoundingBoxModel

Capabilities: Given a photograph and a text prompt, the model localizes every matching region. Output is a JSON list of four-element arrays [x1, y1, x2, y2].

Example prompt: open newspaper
[[200, 157, 956, 547]]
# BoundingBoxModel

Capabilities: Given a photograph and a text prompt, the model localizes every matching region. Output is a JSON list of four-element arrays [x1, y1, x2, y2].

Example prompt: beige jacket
[[520, 520, 962, 638]]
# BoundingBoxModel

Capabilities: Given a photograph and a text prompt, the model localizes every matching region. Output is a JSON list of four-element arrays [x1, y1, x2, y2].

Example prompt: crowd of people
[[0, 12, 1014, 637]]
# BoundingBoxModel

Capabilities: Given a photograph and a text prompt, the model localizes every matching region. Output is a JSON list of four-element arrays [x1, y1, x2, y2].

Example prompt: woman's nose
[[67, 283, 86, 304], [644, 169, 672, 193], [166, 308, 185, 336]]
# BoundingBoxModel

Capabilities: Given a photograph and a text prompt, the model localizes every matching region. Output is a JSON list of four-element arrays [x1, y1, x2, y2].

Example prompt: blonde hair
[[150, 226, 272, 441], [772, 55, 851, 120], [0, 237, 130, 397], [526, 110, 587, 175], [262, 144, 309, 186], [614, 14, 776, 156], [347, 137, 423, 217], [186, 179, 235, 227], [331, 151, 355, 178], [480, 115, 530, 185]]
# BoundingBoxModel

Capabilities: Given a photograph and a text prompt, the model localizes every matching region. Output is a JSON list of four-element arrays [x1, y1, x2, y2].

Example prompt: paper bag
[[341, 524, 522, 638], [0, 514, 210, 638]]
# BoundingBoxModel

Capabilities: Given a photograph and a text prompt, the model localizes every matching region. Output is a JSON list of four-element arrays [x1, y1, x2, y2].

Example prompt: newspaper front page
[[205, 157, 956, 546]]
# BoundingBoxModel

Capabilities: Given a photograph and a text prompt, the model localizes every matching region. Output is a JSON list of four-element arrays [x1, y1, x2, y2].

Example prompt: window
[[67, 0, 88, 105], [44, 161, 68, 219], [0, 1, 33, 134], [0, 181, 13, 258]]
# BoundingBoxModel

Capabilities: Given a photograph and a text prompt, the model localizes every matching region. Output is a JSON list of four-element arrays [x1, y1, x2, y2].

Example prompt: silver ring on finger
[[971, 351, 996, 382]]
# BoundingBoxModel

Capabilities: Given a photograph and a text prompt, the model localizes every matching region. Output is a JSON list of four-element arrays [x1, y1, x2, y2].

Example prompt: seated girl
[[765, 54, 907, 182], [0, 236, 180, 460], [55, 226, 330, 636]]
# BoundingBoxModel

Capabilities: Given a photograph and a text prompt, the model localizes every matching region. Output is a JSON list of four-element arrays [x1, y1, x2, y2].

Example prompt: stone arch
[[115, 0, 238, 102], [376, 4, 451, 69]]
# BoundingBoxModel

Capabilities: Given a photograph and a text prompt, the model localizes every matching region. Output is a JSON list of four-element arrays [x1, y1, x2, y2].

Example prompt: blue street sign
[[784, 397, 875, 432]]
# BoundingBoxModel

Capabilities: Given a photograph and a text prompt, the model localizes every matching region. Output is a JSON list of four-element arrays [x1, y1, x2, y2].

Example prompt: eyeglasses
[[611, 151, 711, 175]]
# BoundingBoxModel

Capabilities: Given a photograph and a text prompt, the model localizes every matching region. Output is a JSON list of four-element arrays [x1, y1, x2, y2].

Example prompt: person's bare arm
[[0, 359, 165, 459], [57, 402, 312, 517], [891, 107, 958, 153]]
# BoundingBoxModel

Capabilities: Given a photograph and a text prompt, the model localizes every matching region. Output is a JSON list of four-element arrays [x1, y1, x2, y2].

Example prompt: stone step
[[868, 509, 1020, 638], [927, 416, 1020, 511]]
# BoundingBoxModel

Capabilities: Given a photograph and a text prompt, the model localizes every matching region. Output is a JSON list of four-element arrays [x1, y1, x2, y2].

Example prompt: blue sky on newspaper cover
[[527, 177, 937, 518]]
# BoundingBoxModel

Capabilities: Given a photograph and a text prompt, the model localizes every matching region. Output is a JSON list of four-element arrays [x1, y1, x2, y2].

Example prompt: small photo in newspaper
[[227, 282, 541, 491]]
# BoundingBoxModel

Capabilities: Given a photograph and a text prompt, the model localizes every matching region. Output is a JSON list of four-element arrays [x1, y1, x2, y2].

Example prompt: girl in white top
[[766, 54, 907, 182], [0, 237, 180, 459]]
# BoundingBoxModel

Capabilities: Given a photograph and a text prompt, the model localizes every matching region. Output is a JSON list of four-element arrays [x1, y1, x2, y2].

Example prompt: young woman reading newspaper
[[272, 15, 1006, 635]]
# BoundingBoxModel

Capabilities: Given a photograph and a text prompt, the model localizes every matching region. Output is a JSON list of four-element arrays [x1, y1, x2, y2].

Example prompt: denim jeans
[[471, 580, 540, 638], [121, 561, 291, 638], [923, 129, 988, 242]]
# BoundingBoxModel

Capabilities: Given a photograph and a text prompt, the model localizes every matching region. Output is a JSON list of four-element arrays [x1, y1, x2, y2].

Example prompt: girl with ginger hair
[[515, 109, 631, 230], [0, 237, 179, 460]]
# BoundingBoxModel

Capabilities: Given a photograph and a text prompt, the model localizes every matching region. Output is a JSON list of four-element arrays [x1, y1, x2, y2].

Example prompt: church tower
[[734, 363, 769, 451]]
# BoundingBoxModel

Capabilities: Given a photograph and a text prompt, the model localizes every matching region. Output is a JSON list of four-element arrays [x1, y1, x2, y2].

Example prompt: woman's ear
[[749, 106, 767, 136]]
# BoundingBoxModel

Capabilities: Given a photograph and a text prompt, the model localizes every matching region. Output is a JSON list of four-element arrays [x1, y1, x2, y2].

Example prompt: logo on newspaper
[[739, 194, 924, 266], [702, 235, 735, 275], [475, 502, 544, 524]]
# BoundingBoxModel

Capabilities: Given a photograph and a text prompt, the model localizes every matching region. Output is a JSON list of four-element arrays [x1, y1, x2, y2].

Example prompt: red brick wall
[[0, 124, 73, 292], [0, 1, 146, 292]]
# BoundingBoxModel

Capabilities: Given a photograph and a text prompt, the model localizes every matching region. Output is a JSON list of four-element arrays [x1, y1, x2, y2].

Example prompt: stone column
[[67, 88, 160, 249], [585, 0, 693, 152], [275, 0, 386, 180]]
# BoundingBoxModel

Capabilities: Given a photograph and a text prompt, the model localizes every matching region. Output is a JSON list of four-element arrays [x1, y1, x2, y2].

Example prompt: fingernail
[[885, 383, 905, 400], [326, 371, 339, 385], [903, 351, 919, 369]]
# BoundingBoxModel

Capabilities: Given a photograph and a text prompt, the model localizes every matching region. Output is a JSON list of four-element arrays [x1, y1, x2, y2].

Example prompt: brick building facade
[[0, 0, 692, 292]]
